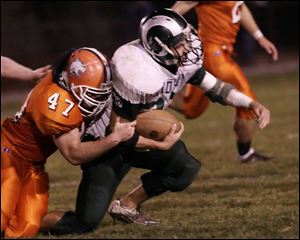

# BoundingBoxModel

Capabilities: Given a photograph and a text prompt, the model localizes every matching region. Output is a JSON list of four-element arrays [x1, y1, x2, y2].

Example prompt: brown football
[[136, 110, 181, 141]]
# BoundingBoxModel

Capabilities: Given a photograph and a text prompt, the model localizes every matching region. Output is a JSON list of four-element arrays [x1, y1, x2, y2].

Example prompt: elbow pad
[[119, 132, 140, 148], [205, 80, 234, 105]]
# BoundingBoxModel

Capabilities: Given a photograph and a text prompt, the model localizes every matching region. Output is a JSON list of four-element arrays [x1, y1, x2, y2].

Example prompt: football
[[136, 110, 182, 141]]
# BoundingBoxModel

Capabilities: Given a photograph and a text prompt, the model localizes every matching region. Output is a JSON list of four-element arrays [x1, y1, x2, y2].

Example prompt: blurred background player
[[171, 1, 278, 163], [1, 55, 51, 82], [1, 47, 135, 238]]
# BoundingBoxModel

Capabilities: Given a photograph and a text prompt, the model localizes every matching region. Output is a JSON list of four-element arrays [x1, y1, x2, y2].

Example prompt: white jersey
[[84, 37, 206, 137], [111, 39, 205, 120], [84, 95, 113, 139]]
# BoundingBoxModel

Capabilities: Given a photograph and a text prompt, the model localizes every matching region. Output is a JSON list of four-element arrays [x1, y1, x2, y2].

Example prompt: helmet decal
[[69, 59, 86, 77]]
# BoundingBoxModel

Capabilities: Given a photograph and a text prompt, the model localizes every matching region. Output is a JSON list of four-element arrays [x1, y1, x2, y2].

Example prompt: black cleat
[[240, 151, 274, 163]]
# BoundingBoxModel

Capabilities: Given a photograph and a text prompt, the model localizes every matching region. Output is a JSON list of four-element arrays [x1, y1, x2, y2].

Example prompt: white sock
[[239, 147, 255, 161]]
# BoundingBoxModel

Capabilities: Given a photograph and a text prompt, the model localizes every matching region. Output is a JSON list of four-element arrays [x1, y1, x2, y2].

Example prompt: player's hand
[[257, 37, 278, 61], [158, 122, 184, 150], [112, 117, 136, 142], [249, 101, 271, 129], [32, 64, 51, 82]]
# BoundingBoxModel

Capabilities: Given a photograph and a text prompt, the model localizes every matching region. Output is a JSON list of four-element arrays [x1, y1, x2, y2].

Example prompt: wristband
[[119, 132, 140, 148], [253, 30, 264, 40]]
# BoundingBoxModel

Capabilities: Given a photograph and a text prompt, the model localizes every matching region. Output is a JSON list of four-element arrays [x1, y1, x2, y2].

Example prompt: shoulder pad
[[28, 77, 83, 135], [111, 41, 164, 104]]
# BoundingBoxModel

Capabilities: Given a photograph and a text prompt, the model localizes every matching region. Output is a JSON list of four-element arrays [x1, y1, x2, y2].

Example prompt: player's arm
[[53, 118, 136, 165], [171, 1, 198, 15], [195, 70, 270, 129], [1, 56, 51, 81], [240, 3, 278, 61], [135, 122, 184, 150]]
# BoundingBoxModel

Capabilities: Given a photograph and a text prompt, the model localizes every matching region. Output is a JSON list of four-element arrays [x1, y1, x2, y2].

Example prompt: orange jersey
[[1, 71, 83, 164], [195, 1, 244, 46]]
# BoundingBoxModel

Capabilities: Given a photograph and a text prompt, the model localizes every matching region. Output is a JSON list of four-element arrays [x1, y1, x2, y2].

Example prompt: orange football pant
[[1, 135, 49, 238], [182, 43, 256, 120]]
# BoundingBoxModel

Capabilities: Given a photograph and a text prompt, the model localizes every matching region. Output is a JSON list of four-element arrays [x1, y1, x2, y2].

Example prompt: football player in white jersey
[[42, 9, 270, 234], [107, 8, 270, 225]]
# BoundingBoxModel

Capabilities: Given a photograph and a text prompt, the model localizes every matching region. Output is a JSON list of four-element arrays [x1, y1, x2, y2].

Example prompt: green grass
[[2, 71, 299, 239]]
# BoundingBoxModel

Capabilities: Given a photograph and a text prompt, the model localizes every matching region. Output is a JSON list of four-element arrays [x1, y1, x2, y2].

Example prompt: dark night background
[[1, 1, 299, 93]]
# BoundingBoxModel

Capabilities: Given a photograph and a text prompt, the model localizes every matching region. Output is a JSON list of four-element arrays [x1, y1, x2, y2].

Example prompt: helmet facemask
[[71, 81, 112, 119], [167, 29, 203, 66]]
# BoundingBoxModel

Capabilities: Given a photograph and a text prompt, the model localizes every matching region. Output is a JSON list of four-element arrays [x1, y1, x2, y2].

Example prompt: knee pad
[[165, 141, 201, 192], [141, 141, 201, 195], [167, 154, 201, 192], [168, 141, 201, 174]]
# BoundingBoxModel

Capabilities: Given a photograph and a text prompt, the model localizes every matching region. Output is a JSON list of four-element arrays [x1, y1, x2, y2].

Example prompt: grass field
[[1, 71, 299, 239]]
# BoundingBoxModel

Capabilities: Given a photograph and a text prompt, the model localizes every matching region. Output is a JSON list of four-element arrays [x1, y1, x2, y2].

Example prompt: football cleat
[[240, 151, 274, 164], [108, 200, 160, 225]]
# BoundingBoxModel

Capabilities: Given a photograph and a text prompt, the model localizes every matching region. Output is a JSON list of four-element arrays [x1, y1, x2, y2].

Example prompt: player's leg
[[1, 137, 23, 237], [136, 140, 201, 194], [109, 140, 201, 224], [170, 84, 210, 119], [2, 161, 49, 238], [204, 43, 272, 162], [42, 146, 130, 235], [75, 148, 130, 227]]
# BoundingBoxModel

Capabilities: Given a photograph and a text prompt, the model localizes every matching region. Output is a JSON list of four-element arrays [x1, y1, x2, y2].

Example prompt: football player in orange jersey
[[1, 47, 136, 238], [171, 1, 278, 163], [1, 56, 51, 82]]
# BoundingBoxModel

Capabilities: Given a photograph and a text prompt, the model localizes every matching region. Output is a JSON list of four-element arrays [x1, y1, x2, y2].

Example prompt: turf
[[1, 71, 298, 239]]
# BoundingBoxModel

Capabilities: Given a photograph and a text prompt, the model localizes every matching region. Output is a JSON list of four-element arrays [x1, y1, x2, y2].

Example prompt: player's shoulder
[[112, 39, 160, 78], [112, 40, 165, 103], [112, 40, 145, 58], [28, 73, 83, 135]]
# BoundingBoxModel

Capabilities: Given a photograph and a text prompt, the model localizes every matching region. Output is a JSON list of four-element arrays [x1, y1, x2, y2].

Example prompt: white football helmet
[[139, 8, 203, 66], [55, 47, 112, 119]]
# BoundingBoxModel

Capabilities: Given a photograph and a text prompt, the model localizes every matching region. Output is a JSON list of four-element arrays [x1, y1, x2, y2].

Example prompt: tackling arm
[[53, 118, 136, 165]]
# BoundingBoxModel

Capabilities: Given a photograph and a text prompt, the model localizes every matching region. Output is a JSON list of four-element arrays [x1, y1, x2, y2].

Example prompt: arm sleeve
[[187, 66, 206, 86], [112, 90, 159, 121], [119, 132, 140, 148], [198, 71, 253, 107], [112, 91, 142, 121]]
